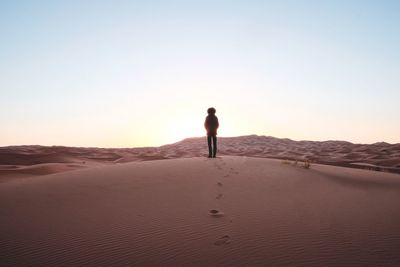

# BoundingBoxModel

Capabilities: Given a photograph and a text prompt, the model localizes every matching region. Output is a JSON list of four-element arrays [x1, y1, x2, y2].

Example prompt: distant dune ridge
[[1, 135, 399, 179]]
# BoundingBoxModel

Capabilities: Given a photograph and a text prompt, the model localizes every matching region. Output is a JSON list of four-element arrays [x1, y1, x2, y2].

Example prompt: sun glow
[[166, 114, 204, 144]]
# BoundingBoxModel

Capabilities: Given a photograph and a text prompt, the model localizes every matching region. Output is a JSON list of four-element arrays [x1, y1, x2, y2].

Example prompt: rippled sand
[[1, 156, 400, 266]]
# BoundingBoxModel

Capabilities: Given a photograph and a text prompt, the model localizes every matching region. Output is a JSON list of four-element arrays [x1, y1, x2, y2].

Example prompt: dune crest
[[1, 135, 399, 181]]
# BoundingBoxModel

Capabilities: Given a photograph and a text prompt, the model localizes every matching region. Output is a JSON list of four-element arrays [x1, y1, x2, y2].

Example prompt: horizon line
[[1, 134, 398, 149]]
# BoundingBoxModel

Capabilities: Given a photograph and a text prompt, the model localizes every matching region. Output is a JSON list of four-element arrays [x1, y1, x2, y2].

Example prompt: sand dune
[[1, 136, 399, 181], [1, 156, 400, 266]]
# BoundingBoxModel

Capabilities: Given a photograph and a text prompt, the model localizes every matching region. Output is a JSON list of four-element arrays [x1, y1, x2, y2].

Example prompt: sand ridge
[[1, 136, 399, 182]]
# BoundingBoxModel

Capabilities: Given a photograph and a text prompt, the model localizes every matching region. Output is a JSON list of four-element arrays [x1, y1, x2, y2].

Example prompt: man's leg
[[207, 135, 212, 157], [213, 135, 217, 158]]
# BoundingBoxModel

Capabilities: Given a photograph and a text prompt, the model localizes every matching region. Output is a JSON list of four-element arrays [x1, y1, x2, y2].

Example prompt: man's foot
[[208, 155, 212, 158], [213, 155, 216, 158]]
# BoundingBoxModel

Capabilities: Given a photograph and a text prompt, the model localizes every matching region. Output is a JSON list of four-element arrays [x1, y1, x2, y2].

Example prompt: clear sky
[[1, 0, 399, 147]]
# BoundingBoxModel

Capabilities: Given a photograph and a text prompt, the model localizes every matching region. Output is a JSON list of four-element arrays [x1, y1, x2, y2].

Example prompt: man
[[204, 107, 219, 158]]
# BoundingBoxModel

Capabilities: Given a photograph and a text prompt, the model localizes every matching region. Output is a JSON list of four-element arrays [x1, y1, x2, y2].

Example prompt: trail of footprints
[[209, 159, 239, 246]]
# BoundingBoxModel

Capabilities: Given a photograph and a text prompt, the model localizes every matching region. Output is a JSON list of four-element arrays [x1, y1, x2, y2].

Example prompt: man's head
[[207, 107, 216, 115]]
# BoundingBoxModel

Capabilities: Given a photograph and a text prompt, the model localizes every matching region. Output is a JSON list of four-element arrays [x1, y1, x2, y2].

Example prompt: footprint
[[216, 193, 223, 200], [214, 235, 231, 246], [227, 167, 239, 175], [223, 174, 230, 178], [209, 209, 224, 217], [214, 162, 223, 170], [217, 182, 223, 187]]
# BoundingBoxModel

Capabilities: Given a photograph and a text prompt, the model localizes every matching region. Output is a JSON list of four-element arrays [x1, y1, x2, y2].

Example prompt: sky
[[1, 0, 399, 147]]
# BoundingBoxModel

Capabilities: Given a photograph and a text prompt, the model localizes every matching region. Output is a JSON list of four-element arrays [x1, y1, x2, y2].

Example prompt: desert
[[2, 1, 400, 266], [1, 136, 400, 266]]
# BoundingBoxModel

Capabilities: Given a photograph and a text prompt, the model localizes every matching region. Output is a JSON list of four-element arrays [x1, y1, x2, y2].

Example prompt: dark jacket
[[204, 114, 219, 136]]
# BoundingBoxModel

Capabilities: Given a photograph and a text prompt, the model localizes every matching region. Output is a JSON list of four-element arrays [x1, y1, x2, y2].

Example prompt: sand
[[1, 136, 399, 180], [1, 156, 400, 266]]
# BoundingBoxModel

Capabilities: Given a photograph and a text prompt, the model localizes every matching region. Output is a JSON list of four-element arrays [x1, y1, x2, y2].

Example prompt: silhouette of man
[[204, 107, 219, 158]]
